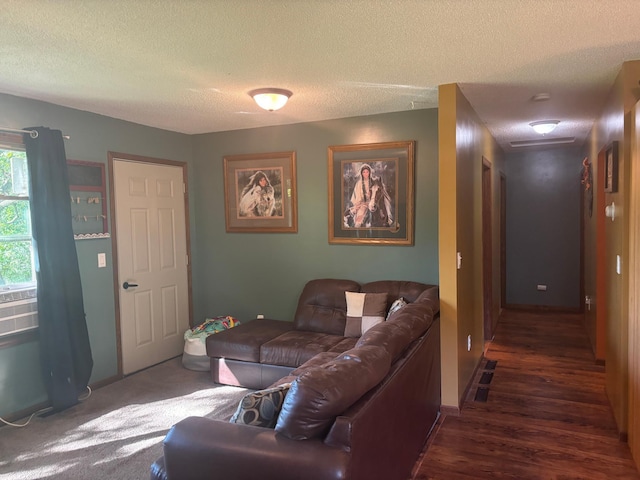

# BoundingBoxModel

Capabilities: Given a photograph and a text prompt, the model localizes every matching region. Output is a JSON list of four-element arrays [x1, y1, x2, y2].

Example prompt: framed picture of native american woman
[[223, 151, 297, 233], [328, 140, 415, 245]]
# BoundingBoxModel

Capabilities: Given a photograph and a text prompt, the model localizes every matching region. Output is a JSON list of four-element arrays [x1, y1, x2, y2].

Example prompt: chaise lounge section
[[207, 279, 433, 389], [151, 278, 441, 480]]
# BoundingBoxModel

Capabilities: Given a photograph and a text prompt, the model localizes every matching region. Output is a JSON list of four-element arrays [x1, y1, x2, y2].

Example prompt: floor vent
[[473, 359, 497, 402], [474, 387, 489, 402], [479, 372, 494, 384]]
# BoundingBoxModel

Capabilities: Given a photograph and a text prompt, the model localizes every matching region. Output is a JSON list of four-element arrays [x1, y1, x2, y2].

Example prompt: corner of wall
[[438, 83, 504, 410], [438, 84, 461, 408]]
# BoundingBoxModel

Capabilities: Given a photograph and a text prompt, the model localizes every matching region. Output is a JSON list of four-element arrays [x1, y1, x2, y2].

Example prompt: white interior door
[[113, 159, 189, 375]]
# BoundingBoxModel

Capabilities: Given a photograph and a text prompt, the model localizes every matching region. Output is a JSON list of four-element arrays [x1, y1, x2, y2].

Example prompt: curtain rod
[[0, 127, 70, 140]]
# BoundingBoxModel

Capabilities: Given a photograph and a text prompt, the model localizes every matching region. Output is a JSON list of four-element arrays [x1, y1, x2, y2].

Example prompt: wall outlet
[[467, 335, 472, 352], [256, 314, 264, 319], [536, 284, 547, 291]]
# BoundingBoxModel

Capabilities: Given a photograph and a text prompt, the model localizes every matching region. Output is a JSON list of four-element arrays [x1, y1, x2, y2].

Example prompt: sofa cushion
[[344, 292, 388, 337], [361, 280, 431, 308], [206, 319, 293, 363], [355, 320, 416, 362], [275, 345, 391, 440], [293, 279, 361, 335], [411, 286, 440, 316], [230, 382, 291, 428], [386, 302, 434, 336], [327, 336, 358, 353], [260, 331, 346, 367], [287, 337, 357, 376], [290, 351, 338, 375]]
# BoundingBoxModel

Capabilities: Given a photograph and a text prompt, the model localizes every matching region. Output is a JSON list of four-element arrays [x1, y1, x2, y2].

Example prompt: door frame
[[595, 146, 607, 363], [108, 151, 192, 377], [482, 157, 493, 342], [500, 172, 507, 312]]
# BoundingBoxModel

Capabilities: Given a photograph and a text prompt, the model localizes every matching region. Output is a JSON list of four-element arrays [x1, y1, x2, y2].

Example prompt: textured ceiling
[[1, 1, 639, 151]]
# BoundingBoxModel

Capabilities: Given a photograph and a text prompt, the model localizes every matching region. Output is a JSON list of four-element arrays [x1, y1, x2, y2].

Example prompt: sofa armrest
[[162, 416, 349, 480]]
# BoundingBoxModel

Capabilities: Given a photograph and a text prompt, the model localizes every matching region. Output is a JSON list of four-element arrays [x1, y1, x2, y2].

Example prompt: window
[[0, 138, 38, 340]]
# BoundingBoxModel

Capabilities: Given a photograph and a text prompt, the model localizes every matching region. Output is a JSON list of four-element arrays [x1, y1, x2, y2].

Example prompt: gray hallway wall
[[505, 146, 582, 308]]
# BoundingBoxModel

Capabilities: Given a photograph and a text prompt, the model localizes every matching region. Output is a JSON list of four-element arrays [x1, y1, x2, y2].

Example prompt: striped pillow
[[344, 292, 388, 338]]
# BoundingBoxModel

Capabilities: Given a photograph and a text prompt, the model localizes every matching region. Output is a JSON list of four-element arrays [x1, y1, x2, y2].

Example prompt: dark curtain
[[24, 127, 93, 412]]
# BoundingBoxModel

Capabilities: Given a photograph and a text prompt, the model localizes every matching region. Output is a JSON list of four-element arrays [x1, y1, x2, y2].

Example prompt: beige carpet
[[0, 357, 250, 480]]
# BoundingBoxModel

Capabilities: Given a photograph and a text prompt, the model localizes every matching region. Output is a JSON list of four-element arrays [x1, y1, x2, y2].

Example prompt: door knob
[[123, 281, 139, 290]]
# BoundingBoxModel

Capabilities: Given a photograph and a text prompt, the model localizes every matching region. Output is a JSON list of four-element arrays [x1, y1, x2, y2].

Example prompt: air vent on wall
[[510, 136, 575, 148]]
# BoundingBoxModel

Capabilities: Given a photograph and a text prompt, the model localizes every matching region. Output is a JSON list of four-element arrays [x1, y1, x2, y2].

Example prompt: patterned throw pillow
[[344, 291, 388, 337], [229, 383, 291, 428], [386, 297, 408, 320]]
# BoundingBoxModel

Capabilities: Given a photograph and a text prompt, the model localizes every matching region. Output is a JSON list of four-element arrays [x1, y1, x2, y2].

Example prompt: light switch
[[457, 252, 462, 270], [616, 255, 621, 275], [98, 253, 106, 268]]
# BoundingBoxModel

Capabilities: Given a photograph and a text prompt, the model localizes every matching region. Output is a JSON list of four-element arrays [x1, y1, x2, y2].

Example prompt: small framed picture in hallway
[[604, 141, 618, 193]]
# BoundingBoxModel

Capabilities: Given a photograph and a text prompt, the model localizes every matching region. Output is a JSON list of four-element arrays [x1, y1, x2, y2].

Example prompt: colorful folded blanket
[[184, 316, 240, 340]]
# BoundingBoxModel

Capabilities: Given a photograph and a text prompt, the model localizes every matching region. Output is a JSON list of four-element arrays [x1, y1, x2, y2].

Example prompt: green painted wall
[[191, 109, 439, 323], [0, 93, 193, 418], [0, 94, 439, 419], [0, 341, 47, 415]]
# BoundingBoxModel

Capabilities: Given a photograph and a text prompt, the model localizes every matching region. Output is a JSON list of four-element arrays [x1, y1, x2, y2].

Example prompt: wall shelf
[[67, 160, 108, 239]]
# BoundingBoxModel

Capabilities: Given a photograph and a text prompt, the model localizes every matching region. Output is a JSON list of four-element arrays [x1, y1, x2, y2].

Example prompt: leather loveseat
[[151, 279, 441, 480]]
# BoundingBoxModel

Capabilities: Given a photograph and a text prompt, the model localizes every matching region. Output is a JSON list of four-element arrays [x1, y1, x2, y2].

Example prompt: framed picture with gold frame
[[223, 151, 297, 233], [328, 140, 415, 245]]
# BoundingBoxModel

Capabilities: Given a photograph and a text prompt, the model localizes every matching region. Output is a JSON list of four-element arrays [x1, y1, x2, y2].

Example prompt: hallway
[[412, 309, 639, 479]]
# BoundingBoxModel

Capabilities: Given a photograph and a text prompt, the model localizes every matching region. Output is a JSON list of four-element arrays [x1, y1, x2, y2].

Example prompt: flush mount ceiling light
[[249, 88, 292, 111], [529, 120, 560, 135]]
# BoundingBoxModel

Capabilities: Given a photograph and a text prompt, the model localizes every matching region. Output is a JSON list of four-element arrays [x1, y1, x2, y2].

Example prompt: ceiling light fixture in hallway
[[529, 120, 560, 134]]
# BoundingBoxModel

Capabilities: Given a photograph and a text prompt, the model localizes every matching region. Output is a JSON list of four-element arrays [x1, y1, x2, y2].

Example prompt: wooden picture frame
[[604, 141, 618, 193], [328, 140, 415, 245], [223, 151, 297, 233]]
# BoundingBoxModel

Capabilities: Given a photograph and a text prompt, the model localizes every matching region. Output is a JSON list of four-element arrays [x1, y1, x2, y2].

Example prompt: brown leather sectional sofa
[[151, 279, 441, 480]]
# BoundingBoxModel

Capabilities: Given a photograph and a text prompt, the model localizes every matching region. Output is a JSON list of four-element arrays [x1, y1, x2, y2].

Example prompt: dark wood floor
[[412, 309, 640, 479]]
